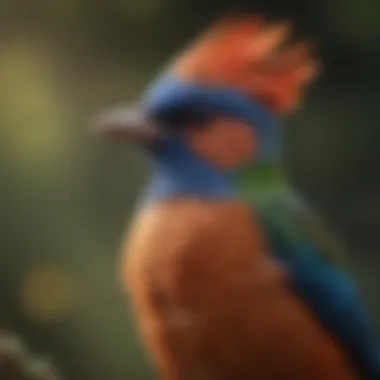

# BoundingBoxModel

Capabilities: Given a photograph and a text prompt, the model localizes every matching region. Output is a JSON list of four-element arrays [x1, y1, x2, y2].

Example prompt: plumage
[[123, 200, 356, 380], [94, 15, 373, 380], [237, 162, 380, 379]]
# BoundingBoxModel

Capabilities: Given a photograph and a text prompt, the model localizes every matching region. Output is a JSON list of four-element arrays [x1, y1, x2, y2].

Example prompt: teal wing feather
[[235, 162, 347, 267], [235, 162, 380, 380], [258, 191, 348, 268]]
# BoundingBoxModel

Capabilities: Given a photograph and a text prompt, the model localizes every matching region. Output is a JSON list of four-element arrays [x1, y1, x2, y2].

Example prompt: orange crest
[[170, 15, 319, 114]]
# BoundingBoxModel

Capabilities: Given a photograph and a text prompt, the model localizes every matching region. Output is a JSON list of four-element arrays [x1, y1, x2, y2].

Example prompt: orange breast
[[121, 200, 358, 380]]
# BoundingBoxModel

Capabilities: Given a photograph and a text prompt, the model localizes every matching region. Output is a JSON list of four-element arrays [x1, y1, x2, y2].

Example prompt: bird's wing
[[236, 163, 380, 379], [235, 161, 347, 267], [260, 190, 348, 268]]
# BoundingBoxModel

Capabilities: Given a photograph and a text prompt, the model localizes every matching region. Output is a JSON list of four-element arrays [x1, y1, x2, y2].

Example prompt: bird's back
[[122, 200, 357, 380]]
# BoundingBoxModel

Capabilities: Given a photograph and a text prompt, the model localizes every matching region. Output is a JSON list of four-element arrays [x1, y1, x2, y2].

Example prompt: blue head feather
[[145, 77, 280, 159], [140, 77, 279, 203]]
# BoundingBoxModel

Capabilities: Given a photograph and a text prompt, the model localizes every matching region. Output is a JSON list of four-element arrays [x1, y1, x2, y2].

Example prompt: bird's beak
[[92, 105, 164, 144]]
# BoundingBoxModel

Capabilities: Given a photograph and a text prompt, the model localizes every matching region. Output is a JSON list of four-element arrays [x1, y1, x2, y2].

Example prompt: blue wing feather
[[236, 163, 380, 379], [257, 192, 380, 380]]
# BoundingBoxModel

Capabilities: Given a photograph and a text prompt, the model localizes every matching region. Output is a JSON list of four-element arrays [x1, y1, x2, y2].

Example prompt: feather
[[123, 200, 357, 379], [96, 14, 363, 380], [169, 15, 318, 114], [236, 162, 380, 379]]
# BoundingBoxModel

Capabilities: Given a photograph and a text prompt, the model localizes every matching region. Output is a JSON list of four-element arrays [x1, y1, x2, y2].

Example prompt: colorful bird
[[94, 16, 377, 379]]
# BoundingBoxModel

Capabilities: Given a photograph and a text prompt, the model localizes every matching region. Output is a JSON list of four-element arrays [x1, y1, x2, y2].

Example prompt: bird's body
[[123, 199, 357, 380], [95, 16, 378, 379], [120, 141, 356, 379]]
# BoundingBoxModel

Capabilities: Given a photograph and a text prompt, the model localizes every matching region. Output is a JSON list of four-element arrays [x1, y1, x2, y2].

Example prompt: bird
[[94, 15, 370, 379]]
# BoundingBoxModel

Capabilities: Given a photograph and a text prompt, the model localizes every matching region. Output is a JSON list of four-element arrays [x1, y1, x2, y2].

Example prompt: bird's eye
[[156, 109, 212, 132]]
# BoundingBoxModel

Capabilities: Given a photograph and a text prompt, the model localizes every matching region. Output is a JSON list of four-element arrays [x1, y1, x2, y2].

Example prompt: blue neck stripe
[[142, 137, 236, 203]]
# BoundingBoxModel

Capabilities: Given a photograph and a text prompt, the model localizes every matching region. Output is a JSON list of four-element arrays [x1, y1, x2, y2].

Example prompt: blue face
[[137, 76, 281, 203], [140, 135, 238, 202], [144, 76, 280, 161]]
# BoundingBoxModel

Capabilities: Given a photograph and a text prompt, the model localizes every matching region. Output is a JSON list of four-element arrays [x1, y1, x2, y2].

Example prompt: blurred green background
[[0, 0, 379, 379]]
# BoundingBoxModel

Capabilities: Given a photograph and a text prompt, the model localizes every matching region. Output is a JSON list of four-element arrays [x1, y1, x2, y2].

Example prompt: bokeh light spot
[[20, 265, 79, 322], [0, 40, 72, 166]]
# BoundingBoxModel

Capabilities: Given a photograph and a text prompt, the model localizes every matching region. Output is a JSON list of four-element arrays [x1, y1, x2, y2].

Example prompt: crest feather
[[170, 15, 319, 113], [173, 16, 264, 85]]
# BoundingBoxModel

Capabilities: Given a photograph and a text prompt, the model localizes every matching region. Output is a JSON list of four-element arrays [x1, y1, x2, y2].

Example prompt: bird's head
[[94, 16, 319, 173]]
